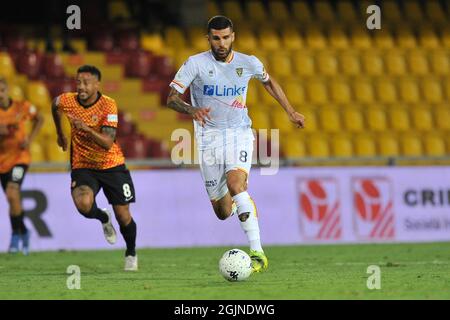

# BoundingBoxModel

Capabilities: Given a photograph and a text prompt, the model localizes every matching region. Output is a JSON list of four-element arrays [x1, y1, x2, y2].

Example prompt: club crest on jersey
[[236, 67, 243, 77]]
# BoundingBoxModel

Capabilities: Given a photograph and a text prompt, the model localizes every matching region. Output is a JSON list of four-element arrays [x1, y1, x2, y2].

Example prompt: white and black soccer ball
[[219, 249, 252, 282]]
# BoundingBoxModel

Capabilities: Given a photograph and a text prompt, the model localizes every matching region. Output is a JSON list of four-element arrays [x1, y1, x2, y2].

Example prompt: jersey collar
[[210, 50, 234, 64]]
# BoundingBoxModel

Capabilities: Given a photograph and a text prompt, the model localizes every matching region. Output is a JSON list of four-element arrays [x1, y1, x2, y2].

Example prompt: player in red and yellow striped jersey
[[0, 77, 44, 255], [51, 65, 138, 271]]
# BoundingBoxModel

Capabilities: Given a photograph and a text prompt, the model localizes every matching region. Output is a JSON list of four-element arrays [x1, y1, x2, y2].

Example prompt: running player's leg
[[100, 166, 137, 271], [2, 165, 29, 254]]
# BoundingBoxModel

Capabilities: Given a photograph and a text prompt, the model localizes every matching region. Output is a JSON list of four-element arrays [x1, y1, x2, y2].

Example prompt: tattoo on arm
[[167, 88, 194, 115], [101, 126, 117, 140]]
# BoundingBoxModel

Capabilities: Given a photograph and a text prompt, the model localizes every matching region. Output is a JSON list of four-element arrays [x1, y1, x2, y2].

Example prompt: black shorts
[[0, 164, 28, 192], [71, 164, 136, 205]]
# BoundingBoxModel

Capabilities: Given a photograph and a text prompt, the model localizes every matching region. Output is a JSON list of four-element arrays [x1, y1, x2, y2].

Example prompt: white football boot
[[124, 255, 138, 271], [101, 208, 117, 245]]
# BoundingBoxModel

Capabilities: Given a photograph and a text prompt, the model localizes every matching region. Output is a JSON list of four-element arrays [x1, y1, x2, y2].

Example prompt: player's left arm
[[72, 118, 116, 150], [21, 105, 44, 149], [262, 77, 305, 129]]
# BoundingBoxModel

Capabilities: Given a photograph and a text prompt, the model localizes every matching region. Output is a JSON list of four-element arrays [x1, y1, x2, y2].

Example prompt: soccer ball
[[219, 249, 252, 282]]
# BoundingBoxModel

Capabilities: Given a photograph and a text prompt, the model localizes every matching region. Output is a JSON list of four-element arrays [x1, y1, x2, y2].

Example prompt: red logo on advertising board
[[352, 178, 395, 240], [297, 178, 342, 240]]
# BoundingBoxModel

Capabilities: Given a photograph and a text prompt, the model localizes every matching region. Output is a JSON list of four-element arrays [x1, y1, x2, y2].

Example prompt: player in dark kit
[[0, 77, 44, 255], [51, 65, 138, 271]]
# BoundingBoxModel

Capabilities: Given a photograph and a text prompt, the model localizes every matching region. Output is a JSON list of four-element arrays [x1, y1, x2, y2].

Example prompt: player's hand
[[72, 118, 91, 133], [288, 111, 305, 129], [192, 107, 212, 127], [57, 134, 68, 151]]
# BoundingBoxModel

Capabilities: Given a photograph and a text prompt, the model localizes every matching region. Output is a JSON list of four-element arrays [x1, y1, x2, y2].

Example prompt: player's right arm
[[167, 88, 211, 126], [51, 95, 68, 151]]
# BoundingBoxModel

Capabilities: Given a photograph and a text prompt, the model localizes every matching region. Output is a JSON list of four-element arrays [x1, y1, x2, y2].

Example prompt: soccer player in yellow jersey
[[51, 65, 138, 271], [0, 77, 44, 255]]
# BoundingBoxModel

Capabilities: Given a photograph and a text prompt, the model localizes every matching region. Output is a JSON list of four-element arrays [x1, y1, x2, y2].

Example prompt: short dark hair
[[77, 65, 101, 81], [207, 15, 233, 33]]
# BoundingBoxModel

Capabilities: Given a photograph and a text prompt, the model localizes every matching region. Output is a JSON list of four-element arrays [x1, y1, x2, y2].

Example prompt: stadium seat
[[304, 25, 327, 49], [90, 31, 114, 51], [400, 134, 423, 157], [406, 49, 429, 75], [331, 134, 353, 158], [4, 34, 27, 52], [281, 26, 303, 51], [292, 1, 313, 23], [425, 0, 447, 27], [207, 1, 220, 17], [151, 55, 174, 78], [268, 0, 290, 24], [411, 107, 434, 132], [9, 84, 24, 101], [396, 26, 418, 49], [284, 80, 305, 106], [378, 133, 400, 157], [271, 110, 295, 134], [141, 33, 165, 54], [282, 134, 305, 158], [329, 79, 351, 104], [307, 133, 329, 158], [46, 144, 70, 162], [234, 28, 258, 52], [246, 82, 259, 107], [117, 31, 140, 51], [300, 108, 318, 133], [246, 0, 268, 25], [26, 81, 51, 109], [42, 54, 65, 79], [319, 107, 341, 133], [188, 27, 208, 52], [314, 0, 336, 23], [360, 50, 384, 76], [349, 28, 372, 49], [388, 107, 411, 132], [384, 49, 407, 76], [165, 27, 186, 50], [404, 1, 424, 23], [108, 0, 131, 21], [373, 28, 395, 49], [316, 50, 338, 75], [418, 25, 440, 49], [17, 51, 42, 80], [429, 49, 449, 76], [337, 0, 358, 24], [352, 76, 375, 104], [381, 0, 403, 23], [338, 49, 361, 76], [398, 77, 420, 103], [366, 106, 388, 132], [441, 26, 450, 49], [305, 77, 328, 105], [125, 50, 152, 78], [328, 27, 349, 49], [223, 0, 245, 23], [423, 133, 446, 156], [30, 143, 46, 163], [354, 134, 376, 157], [249, 109, 270, 130], [0, 52, 16, 80], [421, 77, 443, 104], [342, 107, 364, 133], [258, 29, 281, 52], [434, 107, 450, 131], [375, 77, 398, 104], [292, 51, 315, 76]]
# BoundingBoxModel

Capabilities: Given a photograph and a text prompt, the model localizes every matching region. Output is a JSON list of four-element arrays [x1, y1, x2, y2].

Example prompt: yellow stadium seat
[[292, 51, 315, 76], [246, 82, 259, 107], [307, 133, 329, 158], [305, 77, 328, 105], [342, 107, 364, 133], [30, 143, 46, 163], [337, 0, 358, 24], [378, 133, 400, 157], [434, 107, 450, 131], [46, 144, 70, 162], [373, 28, 395, 49], [381, 0, 403, 22], [292, 1, 313, 23], [418, 25, 440, 49], [350, 28, 372, 49], [429, 49, 449, 76], [375, 77, 398, 104], [165, 27, 186, 50], [411, 107, 434, 132], [396, 26, 418, 49], [281, 26, 303, 51], [400, 134, 423, 156], [407, 49, 429, 75], [301, 108, 318, 133], [9, 85, 24, 101], [360, 50, 384, 76], [366, 106, 388, 132], [285, 81, 305, 106], [141, 33, 165, 53], [384, 49, 407, 76], [357, 0, 373, 18], [305, 25, 327, 49], [283, 135, 305, 158], [223, 0, 244, 23], [234, 28, 258, 52], [445, 78, 450, 100], [319, 107, 341, 133], [404, 1, 424, 23], [249, 109, 270, 130], [389, 108, 411, 132], [316, 50, 338, 75], [315, 0, 336, 23], [0, 52, 16, 80], [443, 27, 450, 49], [258, 29, 281, 51], [269, 0, 290, 24], [173, 48, 198, 69], [188, 27, 208, 52], [354, 134, 376, 157], [331, 134, 353, 158], [353, 77, 375, 104], [108, 0, 131, 20], [425, 0, 447, 26], [338, 50, 361, 75], [271, 109, 296, 134], [27, 82, 51, 109], [423, 133, 446, 156], [329, 79, 351, 104], [328, 27, 349, 49], [421, 77, 443, 104], [398, 77, 420, 103], [207, 1, 220, 17], [246, 0, 267, 24]]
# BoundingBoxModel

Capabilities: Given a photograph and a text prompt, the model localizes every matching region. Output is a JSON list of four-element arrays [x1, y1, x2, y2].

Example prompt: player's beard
[[212, 44, 232, 62]]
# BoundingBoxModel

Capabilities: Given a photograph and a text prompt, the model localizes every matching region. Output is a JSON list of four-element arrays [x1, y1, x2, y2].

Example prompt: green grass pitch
[[1, 242, 450, 299]]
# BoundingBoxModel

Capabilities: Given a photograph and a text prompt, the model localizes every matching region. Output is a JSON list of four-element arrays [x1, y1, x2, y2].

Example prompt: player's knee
[[215, 206, 231, 221], [227, 182, 246, 196], [75, 198, 94, 216]]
